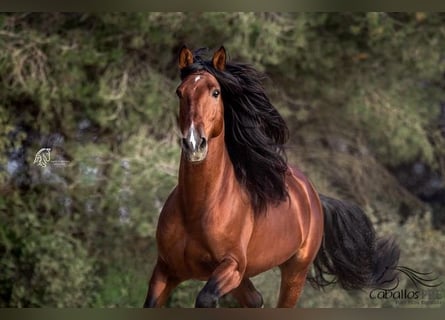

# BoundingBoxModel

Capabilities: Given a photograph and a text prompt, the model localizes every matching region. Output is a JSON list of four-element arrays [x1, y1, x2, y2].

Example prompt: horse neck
[[178, 133, 234, 217]]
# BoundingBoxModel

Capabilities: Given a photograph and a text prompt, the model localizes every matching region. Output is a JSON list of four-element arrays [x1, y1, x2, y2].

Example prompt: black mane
[[180, 48, 289, 214]]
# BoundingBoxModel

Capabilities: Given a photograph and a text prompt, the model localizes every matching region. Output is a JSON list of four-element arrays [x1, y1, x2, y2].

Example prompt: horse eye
[[212, 89, 220, 98], [176, 88, 182, 98]]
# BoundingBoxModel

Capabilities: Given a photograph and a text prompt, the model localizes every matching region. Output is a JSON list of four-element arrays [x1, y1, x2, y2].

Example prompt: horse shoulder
[[156, 187, 185, 259]]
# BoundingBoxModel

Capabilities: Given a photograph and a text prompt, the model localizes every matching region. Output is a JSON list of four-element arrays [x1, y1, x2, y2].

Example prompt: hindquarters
[[273, 167, 324, 307]]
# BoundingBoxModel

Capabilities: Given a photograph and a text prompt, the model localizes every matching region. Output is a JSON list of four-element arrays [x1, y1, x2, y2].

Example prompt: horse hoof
[[195, 291, 218, 308]]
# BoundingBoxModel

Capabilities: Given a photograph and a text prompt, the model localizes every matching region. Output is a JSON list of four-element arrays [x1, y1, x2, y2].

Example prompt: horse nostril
[[200, 137, 207, 149], [182, 138, 190, 150]]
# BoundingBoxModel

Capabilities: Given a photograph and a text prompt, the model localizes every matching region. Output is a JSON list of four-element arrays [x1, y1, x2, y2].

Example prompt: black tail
[[309, 194, 400, 290]]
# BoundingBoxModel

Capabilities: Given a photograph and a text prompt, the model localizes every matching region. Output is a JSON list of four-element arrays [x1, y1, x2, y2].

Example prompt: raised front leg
[[195, 257, 245, 308], [143, 259, 180, 308]]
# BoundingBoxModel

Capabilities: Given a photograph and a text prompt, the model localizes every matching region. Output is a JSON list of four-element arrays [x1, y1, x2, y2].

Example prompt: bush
[[0, 208, 96, 307]]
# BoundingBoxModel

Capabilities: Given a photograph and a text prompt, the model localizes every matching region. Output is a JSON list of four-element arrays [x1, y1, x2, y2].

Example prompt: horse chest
[[159, 226, 220, 279], [184, 238, 218, 275], [157, 199, 245, 279], [167, 237, 218, 279]]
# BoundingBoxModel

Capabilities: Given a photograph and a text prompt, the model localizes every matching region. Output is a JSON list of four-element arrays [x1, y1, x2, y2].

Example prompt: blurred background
[[0, 12, 444, 307]]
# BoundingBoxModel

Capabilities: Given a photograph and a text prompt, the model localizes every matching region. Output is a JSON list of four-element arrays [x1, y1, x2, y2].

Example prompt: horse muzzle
[[181, 126, 208, 162]]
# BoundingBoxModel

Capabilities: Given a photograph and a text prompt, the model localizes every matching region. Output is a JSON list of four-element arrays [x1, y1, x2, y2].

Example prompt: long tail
[[308, 194, 400, 289]]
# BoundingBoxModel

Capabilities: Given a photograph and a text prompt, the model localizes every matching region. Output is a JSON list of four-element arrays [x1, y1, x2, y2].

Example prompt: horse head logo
[[33, 148, 51, 167]]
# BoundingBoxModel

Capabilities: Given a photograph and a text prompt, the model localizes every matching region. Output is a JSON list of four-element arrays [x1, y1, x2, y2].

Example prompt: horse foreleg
[[230, 278, 264, 307], [195, 257, 245, 308], [143, 260, 179, 308], [277, 255, 310, 308]]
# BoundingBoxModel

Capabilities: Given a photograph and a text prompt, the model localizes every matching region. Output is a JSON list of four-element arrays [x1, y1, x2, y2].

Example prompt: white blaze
[[190, 123, 197, 149], [194, 75, 201, 82]]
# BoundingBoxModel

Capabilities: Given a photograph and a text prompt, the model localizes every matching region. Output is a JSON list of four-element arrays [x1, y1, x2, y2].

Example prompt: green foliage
[[346, 79, 439, 166], [0, 13, 444, 307], [91, 265, 148, 307], [0, 206, 96, 307]]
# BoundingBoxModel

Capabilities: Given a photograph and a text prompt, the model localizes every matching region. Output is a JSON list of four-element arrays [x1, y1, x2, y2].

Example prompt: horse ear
[[212, 46, 226, 71], [178, 45, 193, 69]]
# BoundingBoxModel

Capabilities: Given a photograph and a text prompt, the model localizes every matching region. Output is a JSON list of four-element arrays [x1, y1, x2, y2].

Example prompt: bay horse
[[143, 46, 400, 308]]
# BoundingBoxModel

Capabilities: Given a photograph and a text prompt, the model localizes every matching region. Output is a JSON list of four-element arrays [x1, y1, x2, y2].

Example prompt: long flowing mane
[[180, 48, 289, 213]]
